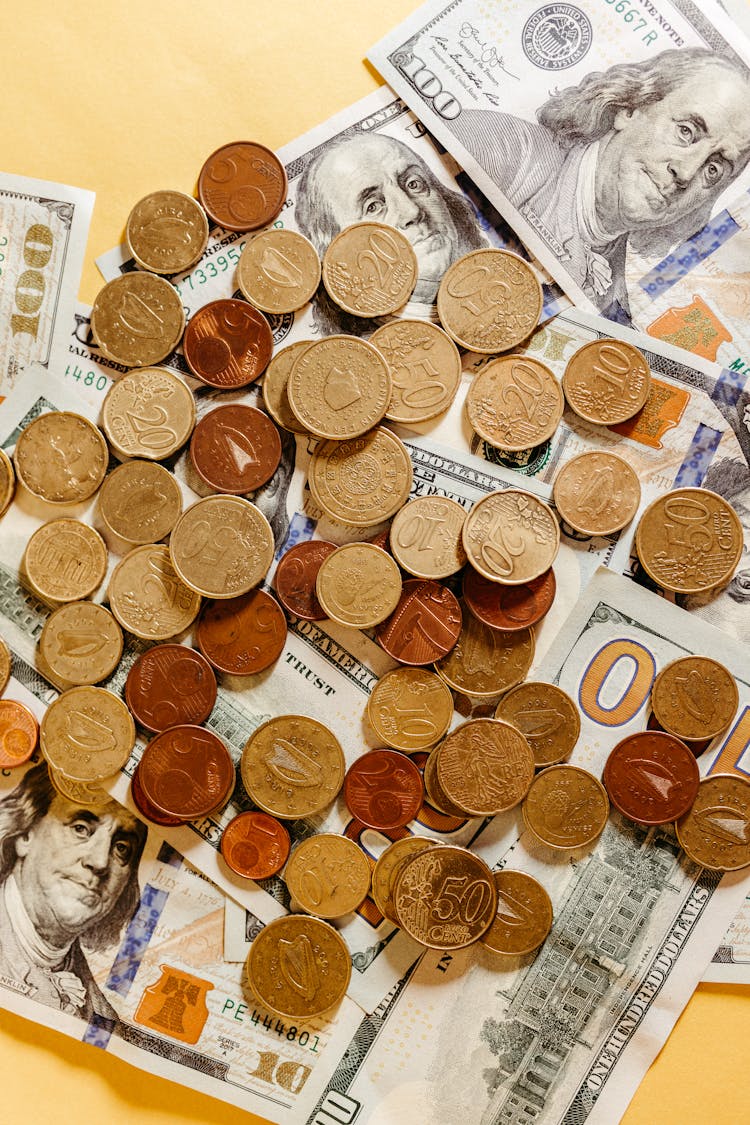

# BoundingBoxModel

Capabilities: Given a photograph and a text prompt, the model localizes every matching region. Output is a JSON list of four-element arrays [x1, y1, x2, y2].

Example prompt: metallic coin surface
[[308, 427, 413, 527], [24, 519, 108, 602], [262, 341, 313, 434], [189, 404, 281, 494], [370, 319, 462, 424], [436, 718, 535, 815], [523, 765, 609, 850], [367, 667, 454, 752], [91, 273, 185, 367], [676, 774, 750, 871], [14, 412, 108, 505], [496, 682, 580, 768], [437, 249, 542, 353], [241, 715, 345, 820], [466, 355, 563, 451], [238, 228, 320, 313], [635, 487, 743, 594], [274, 540, 336, 622], [108, 544, 201, 640], [372, 837, 437, 924], [563, 338, 651, 425], [463, 565, 556, 632], [183, 298, 273, 388], [220, 811, 290, 880], [196, 589, 287, 675], [198, 141, 287, 233], [139, 724, 235, 819], [0, 700, 39, 769], [651, 656, 739, 742], [126, 190, 209, 274], [39, 602, 123, 686], [553, 450, 641, 536], [389, 495, 467, 579], [169, 495, 274, 598], [125, 644, 217, 732], [435, 603, 534, 699], [394, 843, 497, 948], [322, 222, 418, 317], [480, 870, 553, 955], [102, 367, 196, 461], [285, 833, 371, 918], [49, 767, 107, 809], [98, 459, 182, 547], [422, 747, 469, 817], [344, 748, 424, 830], [131, 761, 186, 826], [287, 335, 392, 440], [245, 914, 351, 1020], [462, 489, 560, 585], [0, 637, 10, 695], [0, 447, 15, 516], [603, 730, 700, 826], [315, 543, 402, 628], [376, 579, 462, 666], [40, 686, 135, 782]]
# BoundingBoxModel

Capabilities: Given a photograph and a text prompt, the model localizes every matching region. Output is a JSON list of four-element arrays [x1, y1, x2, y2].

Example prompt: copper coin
[[131, 763, 185, 827], [125, 644, 217, 733], [646, 711, 711, 757], [0, 700, 39, 769], [183, 299, 273, 388], [189, 404, 282, 493], [376, 579, 461, 666], [273, 540, 337, 621], [344, 748, 424, 830], [603, 731, 700, 826], [198, 141, 287, 233], [197, 589, 287, 675], [138, 724, 236, 819], [463, 565, 556, 631], [220, 811, 290, 879]]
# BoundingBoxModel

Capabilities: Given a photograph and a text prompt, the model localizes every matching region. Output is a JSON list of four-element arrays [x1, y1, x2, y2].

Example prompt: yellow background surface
[[2, 2, 750, 1122]]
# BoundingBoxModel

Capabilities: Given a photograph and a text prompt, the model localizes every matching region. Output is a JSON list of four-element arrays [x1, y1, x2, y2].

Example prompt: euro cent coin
[[463, 565, 556, 631], [371, 836, 437, 924], [675, 774, 750, 871], [102, 367, 196, 461], [437, 249, 542, 353], [261, 341, 313, 434], [125, 644, 217, 732], [169, 495, 274, 598], [462, 489, 560, 585], [24, 519, 108, 602], [273, 540, 337, 622], [553, 450, 641, 536], [434, 602, 534, 699], [370, 319, 462, 425], [286, 335, 392, 440], [651, 656, 739, 742], [125, 190, 209, 275], [241, 715, 345, 820], [91, 273, 185, 367], [466, 355, 563, 452], [389, 495, 467, 580], [523, 765, 609, 850], [480, 870, 553, 956], [198, 141, 287, 233], [108, 544, 201, 640], [344, 748, 424, 830], [562, 338, 651, 425], [366, 667, 454, 752], [98, 459, 182, 547], [315, 543, 402, 628], [284, 833, 371, 919], [0, 637, 10, 695], [635, 487, 743, 594], [495, 682, 580, 768], [40, 686, 135, 782], [0, 448, 15, 516], [189, 403, 282, 494], [39, 602, 123, 686], [394, 844, 497, 949], [138, 724, 235, 819], [603, 730, 699, 826], [0, 700, 39, 769], [436, 718, 534, 816], [308, 427, 413, 527], [322, 222, 417, 317], [220, 811, 290, 880], [183, 299, 273, 388], [196, 589, 287, 675], [14, 412, 108, 504], [238, 228, 320, 313], [245, 914, 351, 1020]]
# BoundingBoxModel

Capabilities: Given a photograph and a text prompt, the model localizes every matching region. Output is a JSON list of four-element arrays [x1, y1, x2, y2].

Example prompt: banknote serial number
[[601, 0, 660, 46], [64, 362, 109, 394], [173, 244, 245, 301], [221, 998, 321, 1051]]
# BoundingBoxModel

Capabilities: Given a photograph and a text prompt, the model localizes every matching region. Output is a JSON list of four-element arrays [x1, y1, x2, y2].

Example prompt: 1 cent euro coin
[[466, 356, 563, 451], [370, 319, 462, 425], [24, 519, 108, 602], [523, 765, 609, 850], [198, 141, 287, 233], [0, 700, 38, 769], [91, 273, 185, 367], [315, 543, 402, 628], [287, 335, 392, 440], [322, 222, 417, 317], [462, 489, 560, 585], [220, 811, 290, 880], [436, 718, 534, 815], [102, 367, 196, 461], [562, 338, 651, 425], [603, 731, 700, 826], [308, 427, 413, 527], [495, 682, 580, 768], [635, 487, 743, 594], [108, 544, 201, 640], [40, 686, 135, 782], [394, 843, 497, 949], [238, 228, 320, 313], [169, 495, 274, 598], [245, 915, 351, 1020], [651, 656, 738, 742], [480, 871, 553, 956], [676, 774, 750, 871], [367, 668, 453, 752], [437, 249, 542, 353], [241, 715, 345, 820], [14, 412, 108, 504], [284, 834, 371, 918], [125, 190, 209, 274], [553, 451, 641, 536]]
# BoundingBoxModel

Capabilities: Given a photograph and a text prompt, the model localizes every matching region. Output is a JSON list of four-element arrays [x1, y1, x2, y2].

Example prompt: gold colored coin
[[315, 543, 402, 628], [462, 489, 560, 585], [98, 459, 183, 546], [262, 341, 312, 434], [553, 451, 640, 536], [0, 637, 10, 695], [322, 221, 417, 317], [651, 657, 739, 742], [169, 496, 274, 598], [480, 870, 553, 955], [245, 914, 351, 1020], [423, 747, 470, 818], [0, 447, 15, 516], [241, 715, 345, 819], [49, 766, 107, 807], [108, 544, 201, 640], [466, 356, 563, 452], [389, 496, 466, 579], [40, 686, 135, 782], [308, 427, 413, 528], [495, 682, 581, 767], [284, 833, 371, 919], [39, 602, 123, 686], [435, 603, 534, 699], [126, 190, 209, 275], [370, 320, 462, 424], [437, 249, 542, 353], [394, 843, 497, 949], [287, 335, 392, 440], [367, 668, 454, 752], [102, 367, 196, 461], [238, 228, 321, 313], [635, 487, 743, 594], [91, 273, 185, 367], [676, 774, 750, 871], [436, 718, 534, 816], [24, 519, 108, 602], [14, 412, 108, 505], [523, 765, 609, 850], [371, 836, 437, 924], [562, 338, 651, 425]]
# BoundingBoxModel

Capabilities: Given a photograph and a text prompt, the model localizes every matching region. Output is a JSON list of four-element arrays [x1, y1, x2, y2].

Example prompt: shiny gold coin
[[462, 489, 560, 585], [284, 833, 371, 918], [262, 341, 312, 434], [466, 356, 563, 452], [523, 765, 609, 850], [553, 451, 640, 536], [437, 249, 542, 353], [322, 221, 417, 317], [245, 914, 351, 1020], [49, 766, 107, 807], [0, 637, 10, 695], [40, 686, 135, 782], [562, 338, 651, 425], [287, 335, 391, 440], [370, 320, 462, 424], [367, 667, 454, 752], [169, 496, 274, 598], [315, 543, 402, 628], [676, 774, 750, 871], [495, 682, 581, 767], [635, 487, 743, 594], [241, 715, 345, 819], [651, 657, 739, 743], [102, 366, 196, 461], [435, 603, 534, 699], [394, 843, 497, 948], [480, 870, 553, 955], [39, 602, 123, 686], [238, 228, 321, 313], [371, 836, 437, 924], [437, 718, 534, 815], [91, 273, 185, 367], [0, 447, 15, 516], [108, 544, 201, 640], [422, 747, 469, 817], [389, 496, 466, 579], [126, 190, 209, 275], [308, 427, 413, 528], [24, 519, 108, 603], [98, 459, 183, 546], [14, 412, 108, 505]]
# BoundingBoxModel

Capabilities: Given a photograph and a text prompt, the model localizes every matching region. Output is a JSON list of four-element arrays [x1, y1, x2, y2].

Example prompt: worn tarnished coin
[[287, 335, 391, 440], [14, 412, 108, 504], [322, 222, 418, 317], [437, 249, 542, 353], [98, 459, 182, 546], [241, 715, 345, 820], [197, 589, 287, 675], [367, 667, 453, 752], [0, 700, 38, 769], [394, 843, 497, 949], [238, 228, 320, 313], [24, 519, 108, 602], [462, 489, 560, 585], [437, 718, 534, 815], [308, 427, 413, 527], [91, 273, 185, 367], [262, 341, 313, 434], [315, 543, 402, 628], [377, 579, 462, 666], [389, 496, 467, 579], [198, 141, 287, 233], [40, 686, 135, 782], [466, 356, 563, 451], [523, 765, 609, 850], [635, 487, 743, 594], [125, 644, 217, 732], [553, 451, 641, 536], [139, 724, 235, 819], [370, 320, 462, 424], [183, 299, 273, 388], [676, 774, 750, 871], [190, 404, 282, 494], [169, 495, 274, 598], [480, 870, 553, 955], [108, 544, 201, 640], [562, 338, 651, 425], [495, 682, 580, 768], [0, 448, 15, 516], [423, 747, 469, 818], [39, 602, 123, 686], [220, 811, 290, 880], [435, 603, 534, 699], [245, 914, 351, 1020], [131, 761, 185, 826], [126, 190, 209, 274], [603, 731, 700, 826], [102, 367, 196, 461], [49, 768, 106, 808], [371, 837, 437, 924], [344, 748, 424, 830], [651, 656, 739, 742], [463, 565, 556, 632], [285, 834, 371, 918], [0, 637, 10, 695]]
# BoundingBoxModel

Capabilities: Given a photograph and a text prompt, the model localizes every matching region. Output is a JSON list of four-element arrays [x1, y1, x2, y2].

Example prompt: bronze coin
[[131, 763, 185, 827], [394, 843, 497, 949], [603, 731, 700, 826], [523, 765, 609, 850], [183, 299, 273, 388], [196, 589, 287, 675], [245, 915, 351, 1020], [463, 565, 556, 631], [198, 141, 287, 233], [675, 774, 750, 871], [480, 870, 553, 956], [651, 656, 739, 743], [189, 404, 282, 493], [495, 682, 580, 768], [220, 811, 290, 879], [273, 541, 337, 621], [436, 718, 535, 815], [0, 700, 39, 769], [376, 579, 461, 666], [125, 644, 217, 732], [138, 724, 236, 819], [646, 711, 712, 757], [344, 749, 424, 830]]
